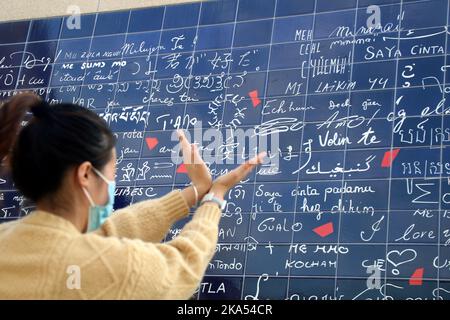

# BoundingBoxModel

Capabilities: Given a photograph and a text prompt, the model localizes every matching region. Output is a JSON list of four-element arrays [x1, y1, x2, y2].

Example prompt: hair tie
[[31, 101, 51, 118]]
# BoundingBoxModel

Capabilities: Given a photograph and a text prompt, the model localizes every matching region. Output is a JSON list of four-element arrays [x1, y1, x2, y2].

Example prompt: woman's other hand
[[177, 129, 212, 198], [210, 152, 266, 200]]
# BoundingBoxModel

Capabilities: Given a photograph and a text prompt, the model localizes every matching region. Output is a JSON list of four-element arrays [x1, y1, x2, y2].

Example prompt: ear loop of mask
[[92, 167, 113, 184], [82, 167, 112, 206], [82, 186, 95, 206]]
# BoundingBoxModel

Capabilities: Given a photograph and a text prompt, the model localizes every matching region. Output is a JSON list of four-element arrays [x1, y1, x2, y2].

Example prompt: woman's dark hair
[[0, 92, 116, 202]]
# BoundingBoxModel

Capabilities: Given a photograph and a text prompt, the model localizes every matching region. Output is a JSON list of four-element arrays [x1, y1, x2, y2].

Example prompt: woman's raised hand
[[209, 152, 266, 200], [177, 129, 212, 198]]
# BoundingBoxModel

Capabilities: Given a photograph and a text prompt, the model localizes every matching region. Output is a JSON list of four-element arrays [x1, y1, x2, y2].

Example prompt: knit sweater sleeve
[[126, 202, 221, 299], [57, 202, 221, 300], [93, 189, 190, 242]]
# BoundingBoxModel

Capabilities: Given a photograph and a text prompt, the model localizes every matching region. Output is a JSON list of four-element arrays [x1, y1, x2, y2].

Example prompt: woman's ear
[[76, 161, 93, 188]]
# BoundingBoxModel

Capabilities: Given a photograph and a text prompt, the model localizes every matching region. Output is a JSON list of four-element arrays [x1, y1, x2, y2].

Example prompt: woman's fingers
[[177, 128, 265, 186], [231, 151, 266, 183], [209, 151, 266, 198], [191, 143, 202, 165], [249, 151, 267, 165], [178, 130, 206, 165], [177, 129, 194, 164]]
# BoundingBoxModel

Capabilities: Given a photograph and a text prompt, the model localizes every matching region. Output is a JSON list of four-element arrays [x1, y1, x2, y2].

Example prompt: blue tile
[[230, 46, 270, 73], [347, 120, 393, 150], [140, 131, 179, 158], [222, 97, 263, 126], [119, 56, 157, 81], [0, 21, 29, 44], [390, 178, 439, 209], [83, 60, 121, 85], [89, 35, 126, 58], [250, 213, 296, 242], [0, 43, 26, 66], [190, 49, 230, 75], [245, 246, 290, 276], [51, 63, 85, 86], [227, 71, 266, 97], [196, 24, 234, 50], [200, 0, 238, 25], [316, 0, 357, 12], [273, 14, 314, 43], [242, 277, 288, 299], [46, 85, 80, 103], [234, 19, 273, 47], [199, 277, 242, 299], [29, 18, 62, 41], [129, 7, 164, 32], [397, 56, 445, 88], [114, 82, 149, 106], [164, 2, 200, 29], [401, 0, 448, 29], [156, 52, 192, 78], [94, 11, 129, 36], [305, 92, 350, 122], [0, 191, 22, 217], [399, 27, 445, 59], [276, 0, 315, 16], [17, 64, 52, 89], [338, 245, 390, 277], [57, 38, 91, 63], [353, 32, 397, 62], [24, 41, 58, 63], [349, 89, 394, 119], [0, 68, 20, 90], [61, 14, 95, 38], [397, 86, 443, 117], [290, 279, 336, 295], [352, 60, 397, 90], [267, 68, 305, 97], [355, 4, 400, 34], [269, 42, 310, 69], [123, 31, 161, 57], [237, 0, 275, 21], [310, 37, 353, 60], [159, 27, 196, 54], [358, 0, 400, 6], [308, 66, 351, 94], [314, 9, 356, 39]]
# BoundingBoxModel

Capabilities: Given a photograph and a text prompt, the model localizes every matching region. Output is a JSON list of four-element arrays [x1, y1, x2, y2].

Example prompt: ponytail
[[0, 92, 116, 202], [0, 92, 41, 165]]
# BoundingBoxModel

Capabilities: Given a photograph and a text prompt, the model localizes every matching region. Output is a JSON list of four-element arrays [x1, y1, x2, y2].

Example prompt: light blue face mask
[[82, 167, 116, 232]]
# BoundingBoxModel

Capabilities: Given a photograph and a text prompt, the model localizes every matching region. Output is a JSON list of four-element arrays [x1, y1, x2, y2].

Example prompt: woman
[[0, 92, 265, 299]]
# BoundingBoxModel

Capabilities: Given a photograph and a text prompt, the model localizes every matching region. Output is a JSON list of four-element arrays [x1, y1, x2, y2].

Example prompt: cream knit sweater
[[0, 189, 221, 299]]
